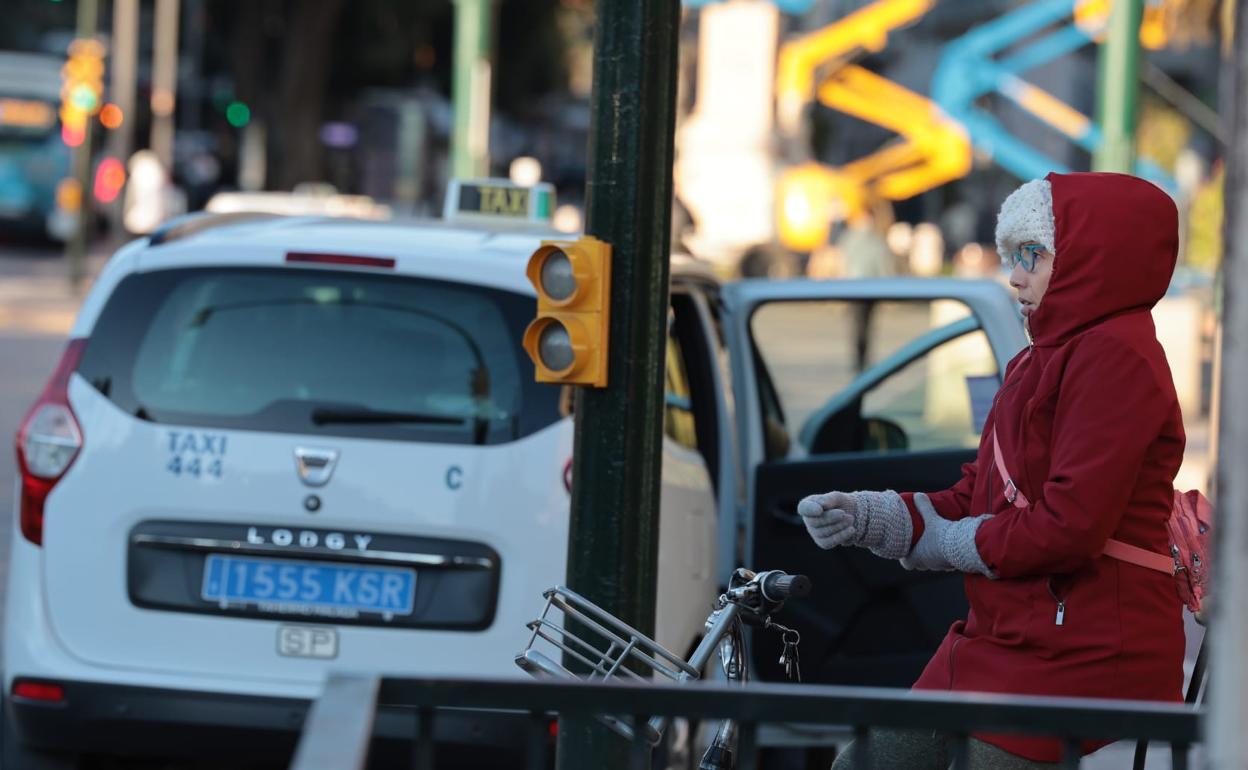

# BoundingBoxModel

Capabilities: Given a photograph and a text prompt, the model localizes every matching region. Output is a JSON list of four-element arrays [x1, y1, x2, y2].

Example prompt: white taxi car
[[4, 182, 722, 767]]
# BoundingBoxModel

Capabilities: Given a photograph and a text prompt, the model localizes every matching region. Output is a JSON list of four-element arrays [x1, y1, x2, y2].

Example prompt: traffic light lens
[[540, 251, 576, 301], [537, 321, 575, 372]]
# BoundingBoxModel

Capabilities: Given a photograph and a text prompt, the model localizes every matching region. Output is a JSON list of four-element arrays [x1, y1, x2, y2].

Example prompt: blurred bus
[[0, 51, 73, 242]]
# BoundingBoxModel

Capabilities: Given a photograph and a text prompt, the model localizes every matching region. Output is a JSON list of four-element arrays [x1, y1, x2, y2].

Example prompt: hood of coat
[[1027, 172, 1178, 347]]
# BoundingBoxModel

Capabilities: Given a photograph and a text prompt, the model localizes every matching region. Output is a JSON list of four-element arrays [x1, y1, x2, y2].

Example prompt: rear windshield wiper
[[310, 408, 467, 426]]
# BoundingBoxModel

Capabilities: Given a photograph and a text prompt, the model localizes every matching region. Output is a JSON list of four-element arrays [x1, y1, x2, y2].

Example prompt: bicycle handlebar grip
[[761, 571, 812, 600]]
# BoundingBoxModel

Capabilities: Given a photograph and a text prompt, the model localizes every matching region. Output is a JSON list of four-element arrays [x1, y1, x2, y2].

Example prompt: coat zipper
[[1047, 577, 1066, 626]]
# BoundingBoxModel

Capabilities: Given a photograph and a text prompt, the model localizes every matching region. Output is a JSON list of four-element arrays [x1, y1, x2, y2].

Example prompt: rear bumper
[[8, 680, 545, 761]]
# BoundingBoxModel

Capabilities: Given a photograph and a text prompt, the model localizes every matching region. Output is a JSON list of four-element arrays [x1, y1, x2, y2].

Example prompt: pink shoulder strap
[[1101, 539, 1175, 574], [992, 427, 1029, 508], [990, 427, 1173, 575]]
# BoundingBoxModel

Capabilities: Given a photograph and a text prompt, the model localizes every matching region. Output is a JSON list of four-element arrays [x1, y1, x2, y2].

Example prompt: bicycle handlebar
[[759, 571, 812, 601]]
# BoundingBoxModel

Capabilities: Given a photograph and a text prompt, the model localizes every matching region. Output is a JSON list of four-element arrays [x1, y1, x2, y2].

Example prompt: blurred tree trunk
[[273, 0, 348, 189]]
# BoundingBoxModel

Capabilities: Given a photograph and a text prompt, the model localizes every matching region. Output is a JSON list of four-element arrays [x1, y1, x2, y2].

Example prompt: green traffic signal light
[[70, 83, 98, 112], [225, 101, 250, 128]]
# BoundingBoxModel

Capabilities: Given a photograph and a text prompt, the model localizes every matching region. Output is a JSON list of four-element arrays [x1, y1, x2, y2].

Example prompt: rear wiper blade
[[310, 408, 466, 426]]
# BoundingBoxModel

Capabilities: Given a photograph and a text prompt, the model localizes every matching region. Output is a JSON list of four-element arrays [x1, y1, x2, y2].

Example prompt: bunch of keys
[[767, 620, 802, 682]]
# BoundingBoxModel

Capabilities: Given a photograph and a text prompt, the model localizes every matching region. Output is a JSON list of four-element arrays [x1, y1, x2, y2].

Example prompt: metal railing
[[290, 675, 1202, 770]]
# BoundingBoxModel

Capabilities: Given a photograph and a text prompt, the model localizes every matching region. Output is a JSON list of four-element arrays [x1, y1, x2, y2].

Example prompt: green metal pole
[[65, 0, 99, 292], [450, 0, 492, 179], [1093, 0, 1144, 173], [555, 0, 680, 768]]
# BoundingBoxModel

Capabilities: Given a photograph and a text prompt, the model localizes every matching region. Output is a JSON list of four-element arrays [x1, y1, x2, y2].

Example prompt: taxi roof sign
[[444, 178, 555, 224]]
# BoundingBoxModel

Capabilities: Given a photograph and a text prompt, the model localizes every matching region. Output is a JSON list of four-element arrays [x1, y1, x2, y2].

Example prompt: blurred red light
[[99, 103, 124, 129], [93, 157, 126, 203], [61, 123, 84, 147]]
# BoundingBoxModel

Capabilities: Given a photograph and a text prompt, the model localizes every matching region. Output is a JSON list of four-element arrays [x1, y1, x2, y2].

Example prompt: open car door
[[721, 277, 1027, 687]]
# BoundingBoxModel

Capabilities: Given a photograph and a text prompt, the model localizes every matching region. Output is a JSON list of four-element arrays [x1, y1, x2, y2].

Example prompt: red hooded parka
[[903, 172, 1187, 762]]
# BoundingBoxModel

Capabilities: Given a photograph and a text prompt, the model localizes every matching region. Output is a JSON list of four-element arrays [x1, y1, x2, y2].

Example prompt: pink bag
[[992, 428, 1213, 617]]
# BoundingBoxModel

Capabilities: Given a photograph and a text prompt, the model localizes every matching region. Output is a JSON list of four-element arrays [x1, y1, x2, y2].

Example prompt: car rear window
[[76, 267, 562, 444]]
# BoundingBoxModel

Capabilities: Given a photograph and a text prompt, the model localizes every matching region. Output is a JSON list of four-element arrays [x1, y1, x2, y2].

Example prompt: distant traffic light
[[225, 101, 250, 128], [522, 236, 613, 387], [59, 39, 105, 149]]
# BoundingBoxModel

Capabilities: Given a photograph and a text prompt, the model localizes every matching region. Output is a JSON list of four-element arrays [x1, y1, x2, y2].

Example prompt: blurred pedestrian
[[801, 173, 1186, 769], [839, 208, 894, 279], [834, 208, 893, 371], [910, 222, 945, 276]]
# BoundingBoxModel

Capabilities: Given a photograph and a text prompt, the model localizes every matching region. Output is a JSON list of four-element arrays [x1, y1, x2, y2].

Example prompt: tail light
[[11, 679, 65, 703], [15, 339, 87, 545]]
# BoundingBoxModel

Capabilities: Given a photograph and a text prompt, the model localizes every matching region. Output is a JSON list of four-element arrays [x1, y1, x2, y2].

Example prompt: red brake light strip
[[285, 252, 395, 269]]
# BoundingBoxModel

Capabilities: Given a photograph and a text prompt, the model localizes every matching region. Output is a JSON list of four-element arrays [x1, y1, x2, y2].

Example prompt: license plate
[[201, 554, 416, 617], [277, 625, 338, 659]]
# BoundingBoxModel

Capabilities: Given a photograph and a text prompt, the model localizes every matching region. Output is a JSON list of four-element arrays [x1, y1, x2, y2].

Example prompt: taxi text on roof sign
[[444, 179, 555, 223]]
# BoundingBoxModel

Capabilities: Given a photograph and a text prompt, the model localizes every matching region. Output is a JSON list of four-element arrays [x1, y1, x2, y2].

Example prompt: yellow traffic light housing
[[522, 236, 612, 387]]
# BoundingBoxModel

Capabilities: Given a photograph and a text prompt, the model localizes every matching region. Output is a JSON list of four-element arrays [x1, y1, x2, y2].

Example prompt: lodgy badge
[[245, 526, 372, 552]]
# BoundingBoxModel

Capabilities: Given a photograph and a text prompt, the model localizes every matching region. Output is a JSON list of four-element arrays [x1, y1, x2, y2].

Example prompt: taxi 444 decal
[[166, 430, 226, 479]]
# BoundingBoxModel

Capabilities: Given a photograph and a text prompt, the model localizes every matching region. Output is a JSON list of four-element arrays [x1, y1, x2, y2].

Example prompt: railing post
[[736, 722, 758, 770], [413, 707, 436, 770], [1172, 743, 1190, 770], [1060, 737, 1081, 770], [949, 733, 969, 770], [288, 674, 379, 770], [527, 712, 551, 770], [629, 715, 651, 770], [852, 726, 870, 770]]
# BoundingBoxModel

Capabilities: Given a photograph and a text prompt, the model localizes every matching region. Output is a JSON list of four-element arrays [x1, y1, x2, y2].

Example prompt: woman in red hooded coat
[[801, 172, 1187, 769]]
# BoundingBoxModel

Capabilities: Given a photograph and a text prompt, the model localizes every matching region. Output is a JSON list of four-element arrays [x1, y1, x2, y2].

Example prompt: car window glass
[[664, 334, 698, 450], [749, 299, 998, 457], [77, 267, 561, 444]]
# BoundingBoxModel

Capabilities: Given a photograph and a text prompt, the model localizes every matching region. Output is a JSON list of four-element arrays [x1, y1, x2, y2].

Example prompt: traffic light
[[59, 39, 105, 148], [522, 236, 612, 387]]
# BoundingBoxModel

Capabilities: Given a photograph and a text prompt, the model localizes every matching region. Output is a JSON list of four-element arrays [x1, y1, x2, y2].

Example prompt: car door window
[[750, 298, 999, 457], [664, 334, 698, 451]]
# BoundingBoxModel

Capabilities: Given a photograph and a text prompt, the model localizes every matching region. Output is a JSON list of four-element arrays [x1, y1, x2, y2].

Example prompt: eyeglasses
[[1008, 243, 1046, 273]]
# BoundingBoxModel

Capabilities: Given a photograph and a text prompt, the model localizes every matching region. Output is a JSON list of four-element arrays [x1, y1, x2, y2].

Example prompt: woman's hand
[[900, 493, 995, 576], [796, 492, 857, 549], [797, 490, 912, 559]]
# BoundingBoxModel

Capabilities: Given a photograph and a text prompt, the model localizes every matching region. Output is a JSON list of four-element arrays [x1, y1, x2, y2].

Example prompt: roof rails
[[147, 211, 290, 246]]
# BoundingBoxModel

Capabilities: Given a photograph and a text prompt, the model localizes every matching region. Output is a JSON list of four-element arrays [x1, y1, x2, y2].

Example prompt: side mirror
[[860, 416, 908, 452]]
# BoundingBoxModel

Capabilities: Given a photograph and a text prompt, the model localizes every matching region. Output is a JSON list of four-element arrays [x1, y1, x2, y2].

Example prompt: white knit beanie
[[995, 178, 1055, 264]]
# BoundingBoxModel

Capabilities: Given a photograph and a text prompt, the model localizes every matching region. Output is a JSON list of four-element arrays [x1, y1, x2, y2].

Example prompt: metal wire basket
[[515, 585, 702, 745]]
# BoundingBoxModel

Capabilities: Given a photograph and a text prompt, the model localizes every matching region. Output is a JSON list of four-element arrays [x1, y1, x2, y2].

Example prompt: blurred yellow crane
[[773, 0, 1188, 254], [773, 0, 969, 252]]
